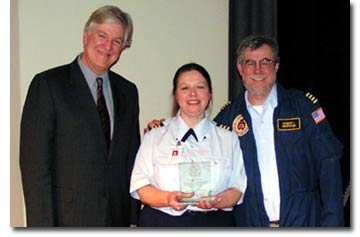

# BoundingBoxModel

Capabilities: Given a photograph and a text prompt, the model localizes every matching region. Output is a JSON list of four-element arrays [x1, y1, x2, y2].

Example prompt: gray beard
[[246, 84, 272, 97]]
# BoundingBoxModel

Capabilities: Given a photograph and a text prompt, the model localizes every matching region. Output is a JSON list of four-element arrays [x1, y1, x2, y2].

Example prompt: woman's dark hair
[[171, 62, 213, 116]]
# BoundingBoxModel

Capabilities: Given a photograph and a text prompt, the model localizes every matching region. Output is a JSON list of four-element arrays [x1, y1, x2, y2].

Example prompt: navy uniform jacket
[[214, 83, 344, 227]]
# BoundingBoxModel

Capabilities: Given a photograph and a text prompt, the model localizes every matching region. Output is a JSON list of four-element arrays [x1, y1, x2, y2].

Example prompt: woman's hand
[[167, 191, 194, 211], [193, 188, 242, 210], [194, 195, 221, 209], [138, 185, 194, 210], [168, 191, 194, 211]]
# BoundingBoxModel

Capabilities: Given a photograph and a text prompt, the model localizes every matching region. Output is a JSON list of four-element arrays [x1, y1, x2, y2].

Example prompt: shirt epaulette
[[217, 123, 232, 131], [220, 100, 231, 111], [304, 92, 327, 124], [305, 92, 319, 104], [147, 122, 164, 131]]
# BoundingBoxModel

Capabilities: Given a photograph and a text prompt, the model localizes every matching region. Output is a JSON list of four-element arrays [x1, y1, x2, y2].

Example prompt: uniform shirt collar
[[174, 110, 211, 143]]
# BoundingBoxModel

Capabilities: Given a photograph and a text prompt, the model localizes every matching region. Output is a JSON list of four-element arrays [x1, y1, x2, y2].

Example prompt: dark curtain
[[228, 0, 277, 100], [277, 1, 350, 226], [228, 0, 350, 226]]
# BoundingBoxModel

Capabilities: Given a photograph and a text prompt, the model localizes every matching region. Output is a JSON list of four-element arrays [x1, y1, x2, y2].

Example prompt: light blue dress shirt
[[245, 84, 280, 221], [77, 55, 114, 137]]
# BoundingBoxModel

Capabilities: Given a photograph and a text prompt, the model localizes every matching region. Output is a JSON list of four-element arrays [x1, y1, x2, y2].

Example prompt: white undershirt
[[245, 86, 280, 221]]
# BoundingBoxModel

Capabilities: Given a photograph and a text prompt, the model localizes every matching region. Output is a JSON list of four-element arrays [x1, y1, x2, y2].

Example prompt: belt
[[186, 210, 212, 216], [269, 220, 280, 228]]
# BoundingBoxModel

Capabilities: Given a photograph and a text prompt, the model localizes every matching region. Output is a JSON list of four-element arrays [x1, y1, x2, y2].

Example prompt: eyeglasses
[[242, 58, 274, 71]]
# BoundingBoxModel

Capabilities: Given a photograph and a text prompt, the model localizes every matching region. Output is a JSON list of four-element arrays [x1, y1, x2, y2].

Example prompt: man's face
[[237, 44, 279, 103], [82, 21, 125, 75]]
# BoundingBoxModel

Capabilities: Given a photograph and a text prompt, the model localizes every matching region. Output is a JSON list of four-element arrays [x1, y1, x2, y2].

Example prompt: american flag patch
[[311, 107, 326, 124]]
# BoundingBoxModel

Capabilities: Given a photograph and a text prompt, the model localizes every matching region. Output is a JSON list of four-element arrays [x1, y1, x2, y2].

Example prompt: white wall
[[11, 0, 229, 226]]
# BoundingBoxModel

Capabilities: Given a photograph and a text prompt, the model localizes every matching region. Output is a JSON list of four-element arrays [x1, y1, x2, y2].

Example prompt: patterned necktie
[[181, 128, 198, 142], [96, 77, 111, 148]]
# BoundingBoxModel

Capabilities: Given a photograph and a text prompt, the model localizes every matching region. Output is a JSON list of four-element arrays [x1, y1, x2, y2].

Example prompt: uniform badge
[[169, 141, 183, 161], [232, 114, 249, 136], [305, 92, 318, 104], [312, 107, 326, 124], [277, 118, 301, 131], [217, 123, 232, 131], [171, 150, 179, 157]]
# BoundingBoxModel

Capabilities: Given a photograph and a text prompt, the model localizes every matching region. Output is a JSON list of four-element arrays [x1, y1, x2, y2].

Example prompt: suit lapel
[[109, 74, 126, 138], [68, 59, 109, 150]]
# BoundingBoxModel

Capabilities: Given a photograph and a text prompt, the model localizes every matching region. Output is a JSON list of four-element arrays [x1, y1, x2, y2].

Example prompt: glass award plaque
[[178, 161, 215, 204]]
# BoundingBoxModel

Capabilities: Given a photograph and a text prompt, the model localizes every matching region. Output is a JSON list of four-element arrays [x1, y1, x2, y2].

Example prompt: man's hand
[[143, 118, 165, 134]]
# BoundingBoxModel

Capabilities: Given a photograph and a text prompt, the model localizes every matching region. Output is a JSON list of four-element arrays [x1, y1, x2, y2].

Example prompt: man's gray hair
[[237, 35, 279, 64], [84, 5, 133, 50]]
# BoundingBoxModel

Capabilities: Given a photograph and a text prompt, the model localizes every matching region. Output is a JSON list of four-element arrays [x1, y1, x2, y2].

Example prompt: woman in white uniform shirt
[[130, 63, 247, 227]]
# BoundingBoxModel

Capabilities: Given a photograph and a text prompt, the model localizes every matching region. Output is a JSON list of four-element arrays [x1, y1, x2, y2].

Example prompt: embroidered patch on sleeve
[[311, 107, 326, 124], [232, 114, 249, 136]]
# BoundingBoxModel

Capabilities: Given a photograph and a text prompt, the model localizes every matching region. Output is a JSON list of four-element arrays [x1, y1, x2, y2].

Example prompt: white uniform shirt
[[245, 84, 280, 221], [130, 111, 247, 216]]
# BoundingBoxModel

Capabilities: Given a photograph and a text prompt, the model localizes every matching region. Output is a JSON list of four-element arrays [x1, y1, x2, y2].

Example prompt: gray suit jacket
[[20, 58, 141, 226]]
